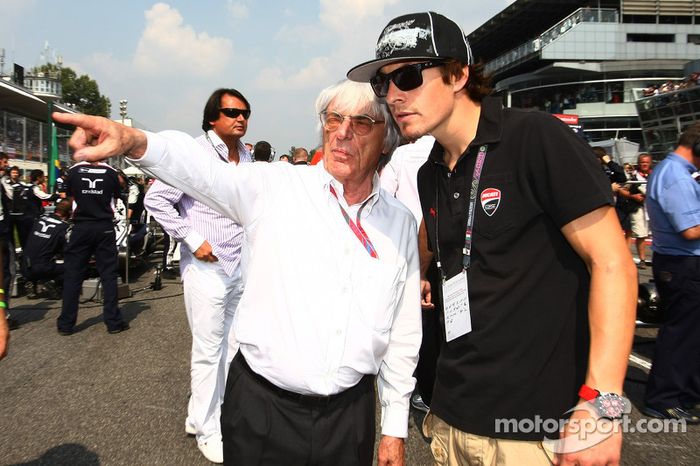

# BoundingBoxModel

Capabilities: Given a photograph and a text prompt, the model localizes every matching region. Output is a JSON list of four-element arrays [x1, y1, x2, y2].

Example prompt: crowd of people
[[1, 9, 699, 466], [641, 72, 700, 97]]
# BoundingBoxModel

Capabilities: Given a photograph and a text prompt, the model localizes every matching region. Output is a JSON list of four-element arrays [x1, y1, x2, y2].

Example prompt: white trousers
[[182, 258, 243, 444]]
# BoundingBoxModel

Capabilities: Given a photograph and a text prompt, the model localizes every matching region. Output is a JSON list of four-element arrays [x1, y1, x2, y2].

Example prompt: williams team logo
[[480, 188, 501, 217]]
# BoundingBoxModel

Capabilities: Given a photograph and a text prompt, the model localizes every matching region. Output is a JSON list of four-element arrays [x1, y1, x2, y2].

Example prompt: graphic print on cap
[[480, 188, 501, 217], [376, 19, 431, 58]]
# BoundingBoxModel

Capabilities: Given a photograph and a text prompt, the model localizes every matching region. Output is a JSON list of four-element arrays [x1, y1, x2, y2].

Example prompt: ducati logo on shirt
[[480, 188, 501, 217]]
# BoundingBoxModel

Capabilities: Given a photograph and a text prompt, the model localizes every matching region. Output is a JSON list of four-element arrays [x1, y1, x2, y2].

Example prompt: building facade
[[469, 0, 700, 151]]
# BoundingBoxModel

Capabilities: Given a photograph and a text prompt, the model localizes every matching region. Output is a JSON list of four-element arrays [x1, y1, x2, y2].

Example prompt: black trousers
[[22, 260, 64, 284], [12, 214, 35, 250], [0, 224, 11, 309], [58, 221, 124, 332], [221, 353, 376, 466], [645, 253, 700, 408]]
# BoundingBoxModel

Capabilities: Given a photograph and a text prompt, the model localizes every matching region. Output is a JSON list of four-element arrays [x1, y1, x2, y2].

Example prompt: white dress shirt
[[380, 135, 435, 226], [129, 130, 422, 438]]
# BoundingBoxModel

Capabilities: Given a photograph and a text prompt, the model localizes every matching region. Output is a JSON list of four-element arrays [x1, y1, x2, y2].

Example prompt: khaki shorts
[[628, 207, 649, 238], [422, 412, 554, 466]]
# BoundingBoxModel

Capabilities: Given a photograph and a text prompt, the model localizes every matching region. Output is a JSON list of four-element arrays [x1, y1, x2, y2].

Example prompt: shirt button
[[336, 329, 342, 336], [453, 192, 460, 199]]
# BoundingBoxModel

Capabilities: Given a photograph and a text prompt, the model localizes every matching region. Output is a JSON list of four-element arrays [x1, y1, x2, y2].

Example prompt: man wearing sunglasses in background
[[144, 88, 252, 463], [348, 11, 637, 466], [53, 79, 421, 466]]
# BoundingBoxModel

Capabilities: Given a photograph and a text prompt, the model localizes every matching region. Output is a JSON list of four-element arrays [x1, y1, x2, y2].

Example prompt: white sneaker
[[185, 420, 196, 435], [198, 439, 224, 464]]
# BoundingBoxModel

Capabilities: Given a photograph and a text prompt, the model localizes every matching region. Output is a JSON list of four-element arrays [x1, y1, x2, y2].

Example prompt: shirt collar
[[427, 96, 504, 166], [320, 166, 381, 215], [667, 152, 696, 172], [206, 130, 252, 164]]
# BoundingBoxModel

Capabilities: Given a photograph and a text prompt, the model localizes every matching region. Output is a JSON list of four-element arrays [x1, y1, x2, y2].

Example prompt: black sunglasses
[[370, 61, 444, 98], [219, 107, 251, 119]]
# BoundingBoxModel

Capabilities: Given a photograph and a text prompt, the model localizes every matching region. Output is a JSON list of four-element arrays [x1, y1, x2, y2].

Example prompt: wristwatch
[[579, 384, 629, 420]]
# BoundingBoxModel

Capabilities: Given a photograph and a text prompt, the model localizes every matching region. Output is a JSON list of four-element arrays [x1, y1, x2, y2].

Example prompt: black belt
[[235, 353, 373, 407]]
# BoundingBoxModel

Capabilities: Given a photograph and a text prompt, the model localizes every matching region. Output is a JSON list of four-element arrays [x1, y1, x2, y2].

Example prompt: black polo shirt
[[417, 97, 612, 440]]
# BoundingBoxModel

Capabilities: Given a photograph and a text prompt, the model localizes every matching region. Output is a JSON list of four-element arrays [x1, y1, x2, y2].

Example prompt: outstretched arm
[[52, 113, 148, 162]]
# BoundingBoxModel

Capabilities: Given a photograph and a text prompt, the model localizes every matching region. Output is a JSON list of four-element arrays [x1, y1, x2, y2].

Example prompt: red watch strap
[[579, 384, 600, 401]]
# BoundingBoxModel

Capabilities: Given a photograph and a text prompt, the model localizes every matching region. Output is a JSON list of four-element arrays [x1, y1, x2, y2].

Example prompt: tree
[[32, 64, 111, 117]]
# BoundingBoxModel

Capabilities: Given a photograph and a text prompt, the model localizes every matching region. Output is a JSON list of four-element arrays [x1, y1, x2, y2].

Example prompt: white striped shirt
[[144, 130, 252, 277]]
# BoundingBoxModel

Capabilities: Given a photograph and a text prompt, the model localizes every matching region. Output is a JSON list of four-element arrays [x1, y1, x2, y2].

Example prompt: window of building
[[689, 34, 700, 44], [659, 15, 692, 25], [627, 33, 675, 42], [622, 15, 656, 24]]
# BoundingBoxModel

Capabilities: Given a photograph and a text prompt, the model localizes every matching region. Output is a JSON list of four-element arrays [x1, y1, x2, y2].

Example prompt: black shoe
[[107, 322, 130, 334], [641, 405, 700, 424], [57, 328, 73, 336], [637, 261, 647, 270]]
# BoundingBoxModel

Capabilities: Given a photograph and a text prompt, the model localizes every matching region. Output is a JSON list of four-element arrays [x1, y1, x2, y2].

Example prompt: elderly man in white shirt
[[53, 79, 421, 466]]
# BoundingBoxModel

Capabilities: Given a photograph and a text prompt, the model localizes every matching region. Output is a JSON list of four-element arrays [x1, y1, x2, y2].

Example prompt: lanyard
[[205, 133, 231, 163], [329, 184, 379, 259], [434, 145, 488, 279]]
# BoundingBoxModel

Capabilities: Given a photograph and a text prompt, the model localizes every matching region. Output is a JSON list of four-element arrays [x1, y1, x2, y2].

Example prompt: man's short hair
[[253, 141, 272, 162], [678, 122, 700, 152], [55, 199, 72, 219], [314, 80, 401, 155], [9, 166, 20, 175], [292, 147, 309, 163], [0, 152, 8, 161], [201, 88, 251, 132], [438, 60, 493, 103], [29, 169, 44, 183], [637, 153, 652, 164]]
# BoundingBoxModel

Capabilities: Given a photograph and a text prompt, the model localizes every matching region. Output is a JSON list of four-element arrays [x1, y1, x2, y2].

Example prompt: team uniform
[[21, 213, 69, 284], [417, 97, 612, 442], [9, 181, 58, 249], [57, 162, 127, 334]]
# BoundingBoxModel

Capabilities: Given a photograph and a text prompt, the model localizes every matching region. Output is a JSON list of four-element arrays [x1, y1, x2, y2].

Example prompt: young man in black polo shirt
[[348, 11, 637, 466]]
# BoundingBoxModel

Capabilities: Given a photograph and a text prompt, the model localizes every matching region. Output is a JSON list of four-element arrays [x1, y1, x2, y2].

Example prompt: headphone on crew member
[[693, 136, 700, 159]]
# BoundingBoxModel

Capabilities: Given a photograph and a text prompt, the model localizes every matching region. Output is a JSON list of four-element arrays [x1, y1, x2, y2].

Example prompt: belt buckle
[[299, 392, 332, 406]]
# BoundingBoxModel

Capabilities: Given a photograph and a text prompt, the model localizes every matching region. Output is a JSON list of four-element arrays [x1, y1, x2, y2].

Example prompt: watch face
[[595, 393, 630, 420]]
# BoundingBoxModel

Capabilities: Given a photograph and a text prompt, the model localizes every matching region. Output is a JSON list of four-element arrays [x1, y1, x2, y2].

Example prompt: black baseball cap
[[347, 11, 473, 82]]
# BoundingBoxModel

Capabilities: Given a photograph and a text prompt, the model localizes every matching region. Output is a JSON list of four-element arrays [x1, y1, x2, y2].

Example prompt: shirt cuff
[[126, 131, 166, 168], [381, 405, 409, 438], [184, 231, 205, 253]]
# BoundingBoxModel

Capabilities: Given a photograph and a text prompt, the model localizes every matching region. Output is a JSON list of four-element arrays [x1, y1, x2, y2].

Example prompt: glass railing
[[484, 8, 619, 74]]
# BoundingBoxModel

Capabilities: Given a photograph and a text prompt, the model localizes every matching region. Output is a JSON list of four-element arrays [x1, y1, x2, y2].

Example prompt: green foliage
[[33, 64, 111, 117]]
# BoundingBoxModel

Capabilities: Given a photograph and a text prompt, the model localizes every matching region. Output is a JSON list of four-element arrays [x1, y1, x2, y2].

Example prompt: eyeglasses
[[319, 111, 384, 136], [219, 108, 251, 119], [370, 61, 444, 98]]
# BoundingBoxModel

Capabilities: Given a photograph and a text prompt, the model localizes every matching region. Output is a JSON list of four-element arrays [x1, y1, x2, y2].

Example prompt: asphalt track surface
[[1, 253, 698, 465]]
